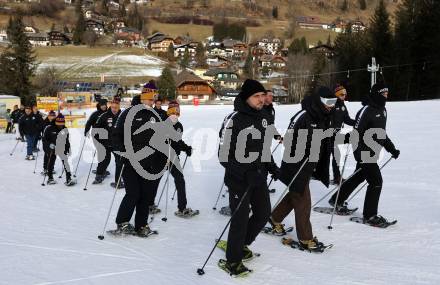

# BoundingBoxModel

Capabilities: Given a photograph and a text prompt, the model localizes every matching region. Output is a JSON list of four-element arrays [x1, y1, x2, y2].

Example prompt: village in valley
[[0, 0, 380, 111]]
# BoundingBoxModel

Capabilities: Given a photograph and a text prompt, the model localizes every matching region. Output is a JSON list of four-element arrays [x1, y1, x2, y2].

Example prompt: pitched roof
[[174, 69, 208, 87], [204, 68, 237, 76]]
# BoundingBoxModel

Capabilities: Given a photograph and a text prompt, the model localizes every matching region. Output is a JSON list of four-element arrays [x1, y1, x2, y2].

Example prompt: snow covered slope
[[0, 101, 439, 285]]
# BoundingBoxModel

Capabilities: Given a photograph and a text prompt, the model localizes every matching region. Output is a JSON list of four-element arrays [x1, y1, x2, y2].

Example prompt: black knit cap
[[239, 79, 266, 101], [370, 82, 388, 107]]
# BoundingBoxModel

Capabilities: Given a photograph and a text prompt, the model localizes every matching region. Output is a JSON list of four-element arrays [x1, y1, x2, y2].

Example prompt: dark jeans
[[331, 162, 383, 219], [25, 135, 36, 156], [115, 165, 161, 229], [170, 160, 187, 211], [225, 180, 271, 263], [272, 179, 313, 241]]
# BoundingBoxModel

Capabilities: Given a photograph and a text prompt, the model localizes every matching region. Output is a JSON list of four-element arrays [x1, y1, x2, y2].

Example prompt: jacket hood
[[233, 96, 264, 118], [301, 93, 328, 122]]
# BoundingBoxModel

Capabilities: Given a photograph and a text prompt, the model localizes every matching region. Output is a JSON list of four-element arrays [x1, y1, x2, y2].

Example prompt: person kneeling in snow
[[42, 114, 75, 186], [165, 101, 198, 218]]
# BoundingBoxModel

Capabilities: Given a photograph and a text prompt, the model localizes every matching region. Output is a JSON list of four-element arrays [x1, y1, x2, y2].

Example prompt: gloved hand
[[274, 135, 283, 142], [245, 168, 266, 188], [270, 166, 281, 181], [185, 146, 192, 157], [49, 143, 55, 150], [391, 149, 400, 159]]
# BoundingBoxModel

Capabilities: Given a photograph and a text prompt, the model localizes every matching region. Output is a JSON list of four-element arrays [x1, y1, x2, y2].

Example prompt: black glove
[[185, 146, 192, 157], [270, 167, 281, 181], [391, 149, 400, 159], [245, 168, 266, 188], [274, 135, 283, 142]]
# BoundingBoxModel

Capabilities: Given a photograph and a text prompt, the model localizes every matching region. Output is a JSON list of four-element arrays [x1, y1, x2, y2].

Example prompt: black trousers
[[47, 151, 71, 181], [6, 122, 13, 133], [115, 165, 160, 229], [331, 162, 383, 219], [225, 180, 271, 263], [43, 151, 50, 170], [170, 161, 187, 211], [330, 136, 341, 180], [96, 147, 123, 183]]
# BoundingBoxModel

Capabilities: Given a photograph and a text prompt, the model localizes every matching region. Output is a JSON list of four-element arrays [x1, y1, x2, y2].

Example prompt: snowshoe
[[313, 206, 358, 216], [215, 240, 260, 261], [134, 225, 158, 238], [107, 222, 136, 236], [218, 259, 252, 277], [149, 205, 161, 214], [47, 178, 57, 185], [92, 170, 110, 176], [175, 208, 200, 218], [219, 206, 232, 216], [65, 179, 77, 186], [282, 237, 332, 253], [350, 215, 397, 228], [261, 223, 293, 236], [92, 175, 105, 185], [110, 181, 125, 189]]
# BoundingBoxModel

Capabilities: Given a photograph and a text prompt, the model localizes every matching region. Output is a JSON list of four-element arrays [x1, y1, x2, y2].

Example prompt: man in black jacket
[[165, 101, 196, 217], [111, 92, 174, 237], [84, 99, 108, 137], [92, 98, 122, 186], [270, 86, 335, 252], [11, 105, 24, 136], [154, 97, 168, 121], [329, 82, 400, 226], [42, 114, 75, 186], [19, 106, 42, 160], [218, 79, 278, 276], [329, 84, 356, 184], [41, 110, 57, 174]]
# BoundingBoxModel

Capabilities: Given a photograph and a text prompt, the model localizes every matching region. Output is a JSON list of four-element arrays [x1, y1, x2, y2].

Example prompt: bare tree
[[33, 67, 61, 97], [287, 54, 314, 103]]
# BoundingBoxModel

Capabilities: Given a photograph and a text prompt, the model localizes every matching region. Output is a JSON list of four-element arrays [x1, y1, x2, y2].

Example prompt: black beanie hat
[[239, 79, 266, 101], [370, 82, 388, 107]]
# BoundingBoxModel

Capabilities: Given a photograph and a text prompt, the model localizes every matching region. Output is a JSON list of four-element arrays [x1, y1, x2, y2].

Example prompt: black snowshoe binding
[[282, 237, 332, 253], [218, 259, 252, 277], [92, 170, 110, 176], [107, 222, 135, 236], [110, 181, 125, 189], [350, 215, 397, 228], [175, 208, 200, 218], [92, 175, 105, 185], [47, 178, 57, 185], [149, 205, 161, 214], [219, 206, 232, 216], [327, 199, 357, 215], [135, 225, 158, 238]]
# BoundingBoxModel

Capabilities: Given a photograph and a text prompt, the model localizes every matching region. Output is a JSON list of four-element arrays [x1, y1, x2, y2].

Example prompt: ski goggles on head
[[320, 97, 337, 107]]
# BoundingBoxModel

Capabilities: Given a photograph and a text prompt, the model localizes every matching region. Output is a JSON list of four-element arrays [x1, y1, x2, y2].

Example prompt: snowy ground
[[37, 53, 166, 78], [0, 101, 439, 285]]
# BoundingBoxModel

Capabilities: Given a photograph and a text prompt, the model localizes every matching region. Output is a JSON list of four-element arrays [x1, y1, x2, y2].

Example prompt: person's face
[[336, 89, 347, 101], [13, 106, 18, 110], [111, 103, 120, 114], [100, 104, 107, 111], [155, 101, 162, 108], [32, 106, 38, 113], [382, 91, 388, 99], [142, 99, 154, 107], [246, 92, 265, 110], [48, 115, 55, 121], [25, 108, 31, 115], [265, 92, 274, 105]]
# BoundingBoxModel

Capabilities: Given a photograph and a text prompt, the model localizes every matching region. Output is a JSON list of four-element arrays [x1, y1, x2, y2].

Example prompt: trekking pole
[[162, 173, 170, 222], [328, 143, 352, 230], [73, 136, 87, 178], [197, 185, 252, 276], [212, 182, 225, 210], [98, 164, 125, 240], [58, 166, 65, 179], [83, 150, 96, 191], [41, 151, 54, 186], [171, 154, 188, 201], [346, 157, 394, 203], [271, 158, 309, 212], [33, 140, 41, 174], [9, 140, 20, 156]]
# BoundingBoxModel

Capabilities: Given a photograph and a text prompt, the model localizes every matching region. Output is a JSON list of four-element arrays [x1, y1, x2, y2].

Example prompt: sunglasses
[[320, 97, 337, 106]]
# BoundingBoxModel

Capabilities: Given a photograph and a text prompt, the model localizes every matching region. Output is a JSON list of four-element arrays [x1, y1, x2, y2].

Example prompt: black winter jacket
[[170, 121, 191, 155], [94, 109, 121, 148], [331, 99, 355, 131], [84, 103, 106, 136], [18, 113, 42, 137], [42, 125, 71, 155]]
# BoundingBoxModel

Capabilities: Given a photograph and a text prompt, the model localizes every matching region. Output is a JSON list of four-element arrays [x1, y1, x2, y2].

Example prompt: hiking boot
[[270, 219, 287, 236], [242, 245, 253, 261], [116, 222, 135, 234], [366, 215, 389, 226], [218, 259, 252, 277], [136, 225, 155, 237], [149, 205, 161, 214]]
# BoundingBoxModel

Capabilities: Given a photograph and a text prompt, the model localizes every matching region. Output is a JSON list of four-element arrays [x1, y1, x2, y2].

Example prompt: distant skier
[[269, 86, 335, 252], [92, 98, 122, 186], [329, 82, 400, 226], [18, 106, 42, 160], [42, 114, 75, 186], [41, 110, 57, 175], [329, 84, 356, 184], [164, 101, 197, 218], [217, 79, 279, 276]]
